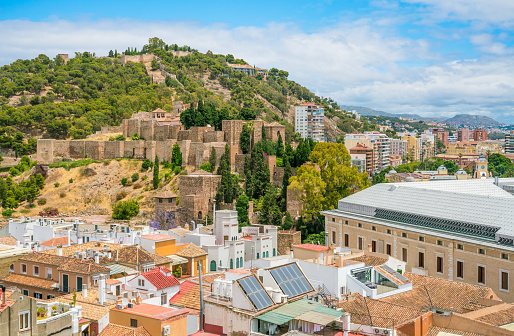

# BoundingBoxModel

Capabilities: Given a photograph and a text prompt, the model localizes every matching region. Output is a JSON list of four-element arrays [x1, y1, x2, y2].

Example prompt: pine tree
[[209, 147, 217, 171], [153, 156, 160, 189], [282, 212, 293, 230]]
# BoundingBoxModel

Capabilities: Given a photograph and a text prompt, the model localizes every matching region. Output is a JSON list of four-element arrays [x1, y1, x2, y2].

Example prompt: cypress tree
[[240, 123, 251, 154], [215, 145, 235, 204], [171, 143, 182, 168], [209, 147, 217, 171], [153, 156, 160, 189], [281, 158, 292, 211], [276, 133, 284, 158]]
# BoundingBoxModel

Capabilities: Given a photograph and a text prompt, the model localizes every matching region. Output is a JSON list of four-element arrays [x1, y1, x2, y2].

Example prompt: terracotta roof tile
[[1, 273, 58, 290], [380, 273, 496, 313], [99, 323, 152, 336], [293, 243, 329, 251], [106, 279, 121, 285], [99, 245, 172, 266], [189, 272, 225, 285], [175, 243, 207, 258], [20, 252, 110, 274], [141, 234, 175, 241], [169, 281, 208, 310], [138, 267, 180, 290], [346, 255, 387, 267], [41, 236, 74, 247], [476, 305, 514, 326], [425, 326, 486, 336], [0, 236, 18, 245], [111, 303, 189, 320], [43, 242, 122, 257]]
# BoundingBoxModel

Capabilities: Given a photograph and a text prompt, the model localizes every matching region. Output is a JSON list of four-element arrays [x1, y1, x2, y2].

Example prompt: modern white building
[[123, 266, 180, 306], [345, 132, 391, 172], [295, 103, 325, 142]]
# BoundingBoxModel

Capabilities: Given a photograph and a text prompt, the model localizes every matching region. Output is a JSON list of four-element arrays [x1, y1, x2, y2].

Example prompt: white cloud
[[0, 18, 513, 122]]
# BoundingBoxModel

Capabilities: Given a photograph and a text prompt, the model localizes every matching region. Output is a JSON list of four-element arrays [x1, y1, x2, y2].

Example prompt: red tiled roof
[[140, 267, 180, 290], [141, 234, 174, 241], [41, 236, 74, 246], [169, 280, 196, 305], [293, 243, 329, 252], [106, 279, 121, 285], [0, 236, 18, 245], [112, 303, 189, 320]]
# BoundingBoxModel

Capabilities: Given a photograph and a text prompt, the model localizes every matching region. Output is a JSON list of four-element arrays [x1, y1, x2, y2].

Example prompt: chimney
[[56, 245, 63, 256], [67, 230, 72, 246], [342, 313, 351, 336], [107, 251, 112, 258], [495, 175, 499, 186], [94, 254, 100, 264], [15, 241, 20, 248], [82, 284, 87, 298], [98, 275, 106, 305]]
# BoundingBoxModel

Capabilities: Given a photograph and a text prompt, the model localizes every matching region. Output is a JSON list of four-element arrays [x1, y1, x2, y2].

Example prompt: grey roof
[[331, 179, 514, 239]]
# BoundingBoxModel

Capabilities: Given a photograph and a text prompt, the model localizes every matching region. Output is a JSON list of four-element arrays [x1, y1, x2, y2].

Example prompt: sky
[[1, 0, 514, 123]]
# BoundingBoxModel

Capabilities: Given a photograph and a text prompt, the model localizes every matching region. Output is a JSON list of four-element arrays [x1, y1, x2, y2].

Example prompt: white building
[[124, 266, 180, 306], [345, 132, 391, 172], [295, 103, 324, 142]]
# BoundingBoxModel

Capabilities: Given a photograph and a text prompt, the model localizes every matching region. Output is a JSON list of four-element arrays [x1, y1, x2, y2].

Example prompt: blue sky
[[1, 0, 514, 123]]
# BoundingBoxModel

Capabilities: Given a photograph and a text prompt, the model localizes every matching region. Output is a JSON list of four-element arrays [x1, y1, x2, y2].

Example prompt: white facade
[[243, 236, 274, 261], [214, 210, 239, 245], [390, 139, 408, 157], [124, 271, 180, 306], [206, 240, 245, 272], [295, 104, 324, 142]]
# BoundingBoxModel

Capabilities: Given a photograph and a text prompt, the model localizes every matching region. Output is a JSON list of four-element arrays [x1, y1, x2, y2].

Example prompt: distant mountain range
[[340, 105, 505, 128]]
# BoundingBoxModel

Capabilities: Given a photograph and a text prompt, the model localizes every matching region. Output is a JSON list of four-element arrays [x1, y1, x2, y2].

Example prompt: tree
[[108, 50, 114, 57], [280, 158, 292, 211], [112, 200, 139, 220], [209, 147, 217, 171], [239, 107, 256, 120], [240, 123, 251, 154], [250, 143, 270, 199], [35, 173, 45, 189], [171, 143, 182, 168], [259, 189, 280, 226], [153, 156, 160, 189], [275, 133, 284, 158], [303, 232, 325, 245], [151, 59, 159, 70], [215, 145, 236, 204], [235, 193, 250, 229], [281, 212, 293, 230]]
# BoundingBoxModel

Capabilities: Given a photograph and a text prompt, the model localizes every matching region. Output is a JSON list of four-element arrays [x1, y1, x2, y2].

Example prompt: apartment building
[[432, 128, 449, 147], [322, 178, 514, 302], [401, 134, 421, 161], [4, 252, 110, 299], [349, 144, 373, 175], [457, 128, 471, 142], [474, 129, 488, 141], [390, 139, 407, 157], [345, 132, 390, 172], [506, 131, 514, 154], [295, 103, 325, 142]]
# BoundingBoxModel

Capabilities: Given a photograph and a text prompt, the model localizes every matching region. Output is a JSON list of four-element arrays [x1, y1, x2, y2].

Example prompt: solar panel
[[237, 275, 274, 310], [269, 263, 313, 298]]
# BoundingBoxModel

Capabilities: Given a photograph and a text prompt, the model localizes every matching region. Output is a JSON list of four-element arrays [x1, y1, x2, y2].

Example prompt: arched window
[[236, 258, 240, 268], [273, 248, 276, 257], [219, 260, 222, 267], [256, 253, 260, 259], [266, 251, 269, 258], [230, 259, 234, 270], [198, 211, 202, 219], [240, 257, 243, 267], [210, 260, 216, 271]]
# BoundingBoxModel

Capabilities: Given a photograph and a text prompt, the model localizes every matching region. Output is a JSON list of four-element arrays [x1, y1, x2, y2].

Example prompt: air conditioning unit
[[162, 326, 170, 336], [116, 304, 123, 310], [128, 303, 133, 308]]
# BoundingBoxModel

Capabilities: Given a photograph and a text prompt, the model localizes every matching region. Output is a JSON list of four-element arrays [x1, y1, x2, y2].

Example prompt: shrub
[[37, 198, 47, 206], [133, 183, 142, 189], [29, 204, 36, 208], [69, 178, 73, 183], [59, 192, 66, 198], [2, 209, 13, 217], [199, 163, 212, 172], [131, 173, 139, 182], [141, 159, 152, 170], [112, 199, 139, 220], [109, 134, 126, 141], [131, 133, 141, 140], [179, 169, 188, 175], [173, 166, 182, 175], [121, 177, 128, 186], [116, 191, 127, 201], [39, 207, 59, 217], [54, 182, 60, 188]]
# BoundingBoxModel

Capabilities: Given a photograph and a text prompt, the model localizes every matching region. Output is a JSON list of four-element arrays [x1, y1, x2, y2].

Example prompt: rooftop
[[1, 273, 58, 290], [20, 252, 110, 274], [175, 243, 207, 258], [41, 236, 74, 247], [0, 236, 18, 245], [140, 234, 175, 241], [111, 303, 189, 320], [169, 280, 205, 310], [43, 242, 122, 257], [99, 323, 151, 336], [293, 243, 329, 252], [99, 245, 172, 266], [345, 255, 387, 267], [137, 267, 180, 290]]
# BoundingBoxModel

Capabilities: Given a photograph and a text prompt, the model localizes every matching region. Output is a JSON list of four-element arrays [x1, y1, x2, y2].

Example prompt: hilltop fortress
[[37, 109, 286, 172]]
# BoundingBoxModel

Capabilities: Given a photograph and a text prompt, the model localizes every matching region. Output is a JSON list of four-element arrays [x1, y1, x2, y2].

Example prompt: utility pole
[[197, 260, 204, 330]]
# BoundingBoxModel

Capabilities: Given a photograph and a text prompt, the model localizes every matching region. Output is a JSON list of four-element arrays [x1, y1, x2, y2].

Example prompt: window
[[138, 279, 145, 287], [77, 277, 83, 292], [358, 223, 362, 228], [402, 233, 407, 238], [332, 231, 336, 244], [340, 286, 346, 295], [457, 261, 464, 279], [19, 310, 30, 330], [230, 259, 234, 269], [256, 253, 259, 259], [502, 253, 509, 260], [437, 240, 443, 246], [402, 248, 408, 262], [437, 257, 443, 274], [34, 292, 42, 299], [457, 244, 463, 250], [344, 234, 349, 247], [358, 237, 363, 250], [418, 252, 425, 268], [23, 289, 29, 296], [479, 249, 486, 255], [46, 268, 52, 279], [371, 240, 377, 253], [478, 265, 486, 284], [130, 319, 138, 327], [21, 264, 27, 274], [372, 226, 376, 231], [9, 264, 13, 272], [345, 221, 349, 225], [387, 229, 392, 234], [386, 244, 392, 256], [159, 198, 163, 203], [161, 293, 167, 305], [33, 266, 39, 276], [47, 295, 55, 299], [419, 236, 425, 242], [501, 271, 509, 292], [210, 260, 216, 272], [332, 218, 335, 222]]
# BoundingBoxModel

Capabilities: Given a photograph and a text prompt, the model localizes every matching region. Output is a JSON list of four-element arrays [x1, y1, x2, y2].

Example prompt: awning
[[106, 264, 137, 276], [166, 255, 189, 265], [256, 311, 294, 325], [295, 310, 343, 325]]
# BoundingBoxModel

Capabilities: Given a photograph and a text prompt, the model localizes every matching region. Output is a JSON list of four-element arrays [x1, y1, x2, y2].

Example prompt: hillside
[[444, 114, 505, 128]]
